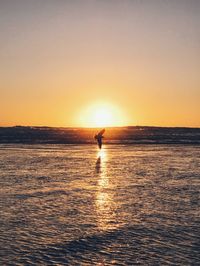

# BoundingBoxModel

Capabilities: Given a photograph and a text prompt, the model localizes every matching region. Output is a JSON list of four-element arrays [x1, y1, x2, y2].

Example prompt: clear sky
[[0, 0, 199, 127]]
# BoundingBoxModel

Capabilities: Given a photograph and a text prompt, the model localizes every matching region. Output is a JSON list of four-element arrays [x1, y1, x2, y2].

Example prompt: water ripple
[[0, 144, 200, 265]]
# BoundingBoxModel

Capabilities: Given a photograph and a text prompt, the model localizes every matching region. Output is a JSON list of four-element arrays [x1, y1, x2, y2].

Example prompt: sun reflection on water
[[95, 147, 116, 231]]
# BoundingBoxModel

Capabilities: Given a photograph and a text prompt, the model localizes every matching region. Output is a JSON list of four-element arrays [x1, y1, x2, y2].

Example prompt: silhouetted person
[[94, 129, 105, 149]]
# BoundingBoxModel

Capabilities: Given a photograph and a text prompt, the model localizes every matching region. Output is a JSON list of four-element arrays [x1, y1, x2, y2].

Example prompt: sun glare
[[92, 109, 112, 127], [79, 102, 127, 127]]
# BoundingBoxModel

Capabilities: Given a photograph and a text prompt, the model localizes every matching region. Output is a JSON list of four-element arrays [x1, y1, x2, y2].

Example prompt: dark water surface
[[0, 144, 200, 265]]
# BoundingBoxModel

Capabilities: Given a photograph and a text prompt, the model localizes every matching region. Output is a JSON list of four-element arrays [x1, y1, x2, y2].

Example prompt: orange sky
[[0, 0, 199, 127]]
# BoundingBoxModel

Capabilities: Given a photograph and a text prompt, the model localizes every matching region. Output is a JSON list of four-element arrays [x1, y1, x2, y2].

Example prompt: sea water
[[0, 144, 200, 265]]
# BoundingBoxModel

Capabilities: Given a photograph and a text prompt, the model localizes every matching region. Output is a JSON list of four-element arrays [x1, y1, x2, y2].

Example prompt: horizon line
[[0, 125, 200, 129]]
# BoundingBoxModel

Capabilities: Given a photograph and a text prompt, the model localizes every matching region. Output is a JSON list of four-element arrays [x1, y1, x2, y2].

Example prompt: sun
[[79, 102, 127, 127], [92, 108, 113, 127]]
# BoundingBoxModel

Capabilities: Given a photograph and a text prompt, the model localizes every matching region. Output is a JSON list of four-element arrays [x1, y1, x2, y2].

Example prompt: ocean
[[0, 144, 200, 265]]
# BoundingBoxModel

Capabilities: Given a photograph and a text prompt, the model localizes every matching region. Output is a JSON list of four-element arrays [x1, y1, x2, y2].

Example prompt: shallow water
[[0, 144, 200, 265]]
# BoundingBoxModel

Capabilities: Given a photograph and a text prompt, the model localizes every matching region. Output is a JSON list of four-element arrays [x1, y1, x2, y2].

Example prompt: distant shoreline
[[1, 125, 200, 129], [0, 126, 200, 145]]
